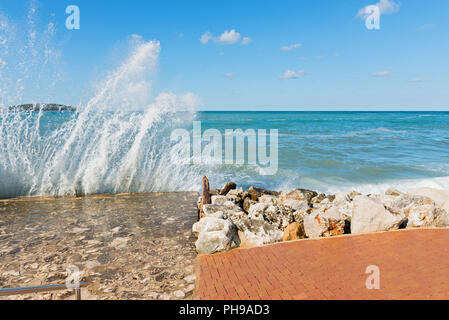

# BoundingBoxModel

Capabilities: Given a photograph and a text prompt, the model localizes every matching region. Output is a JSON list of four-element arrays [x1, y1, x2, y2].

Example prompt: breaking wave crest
[[0, 39, 202, 198]]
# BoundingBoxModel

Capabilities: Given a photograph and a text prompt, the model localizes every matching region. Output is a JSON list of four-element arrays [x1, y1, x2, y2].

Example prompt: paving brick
[[198, 229, 449, 300]]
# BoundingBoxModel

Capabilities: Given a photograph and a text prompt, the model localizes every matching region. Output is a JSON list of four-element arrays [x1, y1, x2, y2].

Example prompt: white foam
[[0, 37, 200, 197]]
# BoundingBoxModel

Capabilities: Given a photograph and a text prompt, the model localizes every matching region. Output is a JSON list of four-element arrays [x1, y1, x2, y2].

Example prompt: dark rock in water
[[8, 103, 76, 112], [248, 186, 279, 201], [219, 182, 237, 195]]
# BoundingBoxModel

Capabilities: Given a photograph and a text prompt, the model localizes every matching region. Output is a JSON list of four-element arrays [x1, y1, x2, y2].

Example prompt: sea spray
[[0, 33, 201, 197]]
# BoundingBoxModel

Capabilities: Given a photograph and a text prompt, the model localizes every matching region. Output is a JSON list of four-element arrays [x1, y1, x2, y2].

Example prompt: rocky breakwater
[[192, 178, 449, 254]]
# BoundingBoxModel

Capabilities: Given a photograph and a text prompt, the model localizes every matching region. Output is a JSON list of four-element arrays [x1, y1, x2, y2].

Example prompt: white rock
[[406, 204, 442, 228], [237, 218, 283, 247], [211, 195, 229, 206], [258, 195, 279, 205], [248, 203, 270, 220], [408, 188, 449, 213], [111, 226, 121, 233], [248, 203, 294, 230], [203, 203, 243, 217], [173, 290, 185, 299], [334, 192, 350, 204], [195, 218, 240, 254], [192, 216, 226, 235], [304, 207, 345, 238], [283, 199, 309, 212], [263, 205, 294, 230], [184, 284, 195, 293], [435, 211, 449, 227], [183, 275, 196, 283], [351, 195, 406, 234], [2, 270, 20, 277], [279, 190, 308, 203], [159, 293, 171, 300]]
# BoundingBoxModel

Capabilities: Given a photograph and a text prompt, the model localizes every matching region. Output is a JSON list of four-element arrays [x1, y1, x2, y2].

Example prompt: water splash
[[0, 40, 199, 198], [0, 4, 201, 198]]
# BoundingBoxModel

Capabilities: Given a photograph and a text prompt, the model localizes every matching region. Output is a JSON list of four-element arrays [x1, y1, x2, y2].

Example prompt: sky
[[0, 0, 448, 110]]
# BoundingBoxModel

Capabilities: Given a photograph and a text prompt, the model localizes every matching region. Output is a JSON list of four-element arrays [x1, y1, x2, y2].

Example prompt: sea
[[1, 108, 449, 198]]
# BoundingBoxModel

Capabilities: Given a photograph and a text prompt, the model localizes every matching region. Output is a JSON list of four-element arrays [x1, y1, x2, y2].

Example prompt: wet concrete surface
[[0, 192, 198, 300]]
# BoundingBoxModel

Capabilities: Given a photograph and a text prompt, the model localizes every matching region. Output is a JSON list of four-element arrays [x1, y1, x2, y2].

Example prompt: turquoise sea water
[[198, 111, 449, 193], [1, 110, 448, 198]]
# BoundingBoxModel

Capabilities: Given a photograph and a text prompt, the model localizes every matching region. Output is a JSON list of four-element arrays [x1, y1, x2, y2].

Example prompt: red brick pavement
[[198, 229, 449, 300]]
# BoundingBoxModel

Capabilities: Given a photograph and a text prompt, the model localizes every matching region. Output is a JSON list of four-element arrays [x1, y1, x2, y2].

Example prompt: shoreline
[[1, 185, 448, 300], [193, 178, 449, 255], [0, 192, 198, 300]]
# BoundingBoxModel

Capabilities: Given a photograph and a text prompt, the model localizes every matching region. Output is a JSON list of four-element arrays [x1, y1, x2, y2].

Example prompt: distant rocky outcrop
[[8, 104, 76, 112], [193, 180, 449, 254]]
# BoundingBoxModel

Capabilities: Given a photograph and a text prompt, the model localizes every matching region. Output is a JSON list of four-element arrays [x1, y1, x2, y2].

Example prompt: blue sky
[[0, 0, 448, 110]]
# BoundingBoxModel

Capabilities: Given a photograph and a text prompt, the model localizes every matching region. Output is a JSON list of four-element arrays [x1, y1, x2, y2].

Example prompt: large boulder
[[263, 205, 294, 230], [243, 197, 256, 213], [434, 211, 449, 227], [203, 203, 243, 218], [279, 190, 307, 203], [248, 203, 269, 220], [258, 195, 279, 205], [211, 195, 234, 207], [227, 211, 248, 229], [237, 218, 283, 247], [219, 182, 237, 195], [226, 188, 248, 207], [406, 204, 445, 228], [194, 217, 240, 254], [351, 196, 407, 234], [408, 188, 449, 213], [248, 186, 279, 201], [331, 192, 354, 221], [282, 222, 306, 241], [248, 203, 294, 230], [376, 194, 434, 216], [304, 207, 345, 238], [282, 199, 309, 212], [192, 216, 224, 236]]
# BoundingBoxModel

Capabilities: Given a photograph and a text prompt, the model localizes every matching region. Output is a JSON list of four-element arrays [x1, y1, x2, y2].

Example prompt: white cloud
[[224, 73, 236, 78], [217, 29, 241, 44], [410, 77, 424, 83], [200, 29, 251, 45], [279, 70, 307, 79], [130, 34, 143, 40], [241, 37, 252, 45], [200, 31, 214, 44], [417, 24, 437, 30], [371, 71, 392, 77], [357, 0, 400, 19], [280, 43, 302, 51]]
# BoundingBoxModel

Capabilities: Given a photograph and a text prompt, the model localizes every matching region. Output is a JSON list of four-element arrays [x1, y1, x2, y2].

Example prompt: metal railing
[[0, 283, 88, 300]]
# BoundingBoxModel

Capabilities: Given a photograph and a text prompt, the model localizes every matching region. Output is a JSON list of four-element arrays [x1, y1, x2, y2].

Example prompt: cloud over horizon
[[200, 29, 251, 45], [279, 70, 307, 79], [371, 71, 392, 77], [280, 43, 302, 51]]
